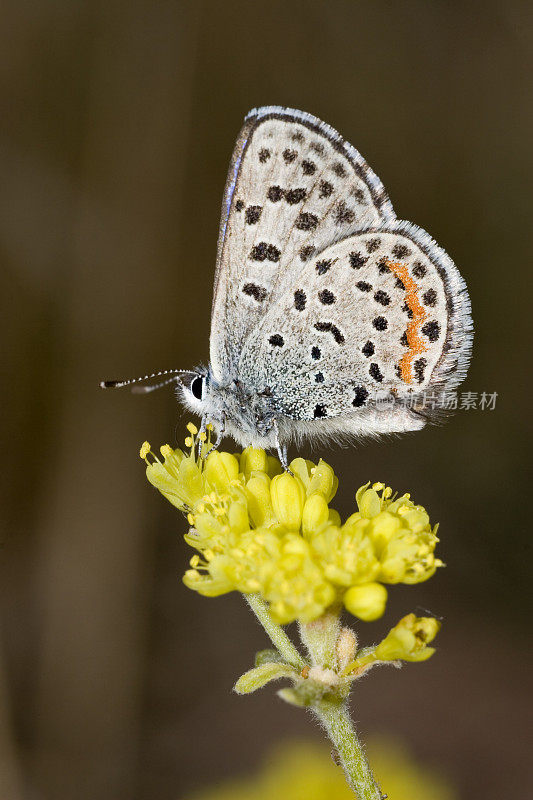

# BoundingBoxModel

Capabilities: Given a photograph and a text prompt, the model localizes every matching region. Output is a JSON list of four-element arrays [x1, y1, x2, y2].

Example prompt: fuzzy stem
[[244, 598, 381, 799], [244, 593, 306, 669], [314, 699, 383, 800]]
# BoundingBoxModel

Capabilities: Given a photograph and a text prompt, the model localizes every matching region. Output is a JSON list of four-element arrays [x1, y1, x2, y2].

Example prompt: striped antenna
[[99, 369, 195, 393]]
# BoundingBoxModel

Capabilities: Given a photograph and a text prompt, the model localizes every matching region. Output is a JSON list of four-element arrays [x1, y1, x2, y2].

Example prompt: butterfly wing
[[210, 106, 395, 382], [237, 222, 472, 437]]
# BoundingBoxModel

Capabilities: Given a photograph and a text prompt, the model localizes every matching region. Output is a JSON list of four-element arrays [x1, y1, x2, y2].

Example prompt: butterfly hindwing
[[210, 106, 395, 381], [237, 223, 472, 430]]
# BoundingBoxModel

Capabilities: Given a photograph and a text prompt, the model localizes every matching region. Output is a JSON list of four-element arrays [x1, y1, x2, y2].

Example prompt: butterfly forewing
[[210, 107, 394, 381]]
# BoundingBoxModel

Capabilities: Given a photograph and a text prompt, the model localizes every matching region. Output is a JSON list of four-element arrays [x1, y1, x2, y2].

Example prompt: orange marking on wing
[[386, 259, 428, 385]]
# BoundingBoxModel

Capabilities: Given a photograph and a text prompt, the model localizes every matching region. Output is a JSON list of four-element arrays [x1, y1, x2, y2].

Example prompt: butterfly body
[[104, 106, 473, 458]]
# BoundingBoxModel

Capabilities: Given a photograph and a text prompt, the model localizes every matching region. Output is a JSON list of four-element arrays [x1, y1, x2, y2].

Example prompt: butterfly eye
[[191, 375, 204, 400]]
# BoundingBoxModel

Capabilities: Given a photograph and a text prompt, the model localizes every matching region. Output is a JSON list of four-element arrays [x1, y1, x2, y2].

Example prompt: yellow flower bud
[[328, 508, 341, 526], [307, 459, 338, 502], [240, 447, 268, 480], [245, 473, 275, 528], [358, 488, 382, 519], [302, 494, 329, 538], [374, 614, 440, 662], [145, 462, 186, 510], [204, 450, 240, 493], [193, 512, 226, 540], [289, 457, 314, 489], [270, 472, 306, 530], [227, 500, 250, 535], [344, 583, 388, 621], [368, 511, 401, 548], [266, 455, 283, 478]]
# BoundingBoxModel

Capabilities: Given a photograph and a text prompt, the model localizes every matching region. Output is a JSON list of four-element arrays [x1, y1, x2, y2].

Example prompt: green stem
[[244, 599, 381, 799], [244, 593, 305, 670], [314, 699, 383, 800]]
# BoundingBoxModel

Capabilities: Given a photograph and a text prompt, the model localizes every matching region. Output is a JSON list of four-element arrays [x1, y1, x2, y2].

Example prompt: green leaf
[[255, 648, 285, 666], [234, 662, 296, 694], [277, 687, 308, 707]]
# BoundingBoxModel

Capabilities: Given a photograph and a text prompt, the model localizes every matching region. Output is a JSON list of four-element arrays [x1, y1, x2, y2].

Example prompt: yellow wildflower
[[141, 426, 443, 625], [373, 614, 441, 662], [346, 614, 441, 673]]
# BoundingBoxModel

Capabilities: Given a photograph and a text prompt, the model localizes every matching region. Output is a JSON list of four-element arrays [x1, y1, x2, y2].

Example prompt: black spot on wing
[[283, 148, 298, 163], [299, 245, 316, 262], [316, 259, 332, 275], [310, 141, 325, 155], [365, 238, 381, 253], [377, 257, 390, 274], [294, 289, 306, 311], [314, 321, 345, 344], [285, 188, 307, 205], [242, 283, 267, 302], [421, 321, 440, 342], [412, 261, 427, 278], [392, 244, 411, 259], [349, 252, 368, 269], [352, 188, 367, 204], [267, 185, 284, 202], [318, 289, 335, 305], [332, 162, 347, 177], [318, 180, 333, 198], [374, 290, 390, 306], [414, 358, 427, 383], [334, 202, 355, 225], [402, 302, 413, 319], [423, 289, 437, 307], [352, 386, 369, 407], [245, 205, 262, 225], [296, 212, 319, 231], [250, 242, 281, 262], [369, 363, 383, 382]]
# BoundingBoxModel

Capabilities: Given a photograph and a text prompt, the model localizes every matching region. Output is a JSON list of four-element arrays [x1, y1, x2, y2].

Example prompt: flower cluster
[[140, 425, 442, 625]]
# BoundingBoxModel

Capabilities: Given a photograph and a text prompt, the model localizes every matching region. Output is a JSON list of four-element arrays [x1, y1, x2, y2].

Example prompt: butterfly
[[102, 106, 473, 467]]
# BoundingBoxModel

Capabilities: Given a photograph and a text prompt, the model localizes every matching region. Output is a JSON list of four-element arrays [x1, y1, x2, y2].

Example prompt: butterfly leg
[[196, 416, 208, 459], [273, 420, 292, 474]]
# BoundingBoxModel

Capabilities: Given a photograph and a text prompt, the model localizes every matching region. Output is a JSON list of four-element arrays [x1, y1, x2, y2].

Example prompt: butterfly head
[[179, 368, 278, 448]]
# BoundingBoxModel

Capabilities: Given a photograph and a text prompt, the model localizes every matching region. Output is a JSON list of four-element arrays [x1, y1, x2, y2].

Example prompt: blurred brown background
[[1, 1, 532, 798]]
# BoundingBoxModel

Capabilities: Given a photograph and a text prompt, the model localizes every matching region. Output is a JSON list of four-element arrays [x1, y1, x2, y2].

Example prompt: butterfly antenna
[[99, 369, 194, 394]]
